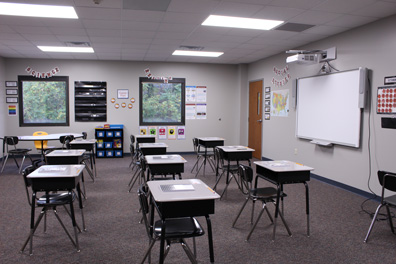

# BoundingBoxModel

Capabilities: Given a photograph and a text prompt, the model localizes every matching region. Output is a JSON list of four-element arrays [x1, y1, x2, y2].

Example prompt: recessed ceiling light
[[202, 15, 283, 30], [0, 2, 78, 19], [38, 46, 94, 53], [172, 50, 224, 57]]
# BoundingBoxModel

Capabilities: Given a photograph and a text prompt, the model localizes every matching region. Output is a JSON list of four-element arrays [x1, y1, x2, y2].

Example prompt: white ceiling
[[0, 0, 395, 64]]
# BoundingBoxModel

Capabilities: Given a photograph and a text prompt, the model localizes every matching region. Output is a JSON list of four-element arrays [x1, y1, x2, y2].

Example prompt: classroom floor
[[1, 154, 396, 264]]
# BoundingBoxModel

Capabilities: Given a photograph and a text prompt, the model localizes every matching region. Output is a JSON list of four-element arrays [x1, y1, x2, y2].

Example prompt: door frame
[[248, 78, 263, 160]]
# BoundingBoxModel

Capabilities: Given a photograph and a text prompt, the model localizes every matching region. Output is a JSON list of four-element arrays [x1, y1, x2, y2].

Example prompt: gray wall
[[3, 59, 241, 152], [247, 14, 396, 195], [0, 56, 5, 137]]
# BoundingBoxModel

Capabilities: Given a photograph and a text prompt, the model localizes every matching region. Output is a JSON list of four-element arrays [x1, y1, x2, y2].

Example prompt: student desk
[[145, 154, 187, 180], [214, 146, 255, 197], [254, 160, 313, 241], [135, 134, 156, 146], [147, 179, 220, 264], [23, 165, 85, 255], [69, 139, 97, 179], [196, 137, 224, 176], [139, 143, 168, 155], [46, 149, 88, 197]]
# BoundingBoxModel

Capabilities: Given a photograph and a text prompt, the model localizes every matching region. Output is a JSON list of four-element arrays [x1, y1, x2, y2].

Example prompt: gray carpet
[[1, 154, 396, 264]]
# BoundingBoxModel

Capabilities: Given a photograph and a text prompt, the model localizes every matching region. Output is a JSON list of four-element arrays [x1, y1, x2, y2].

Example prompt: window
[[18, 75, 69, 127], [139, 77, 185, 126]]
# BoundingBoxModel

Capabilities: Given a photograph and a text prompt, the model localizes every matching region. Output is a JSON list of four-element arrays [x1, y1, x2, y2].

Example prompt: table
[[196, 137, 224, 176], [254, 160, 313, 240], [139, 143, 168, 155], [147, 179, 220, 264], [22, 164, 85, 255], [145, 154, 187, 181], [69, 139, 97, 179], [19, 133, 84, 158], [214, 146, 254, 197]]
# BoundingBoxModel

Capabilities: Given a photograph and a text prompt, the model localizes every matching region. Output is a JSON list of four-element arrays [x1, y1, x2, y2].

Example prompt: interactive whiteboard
[[296, 68, 367, 148]]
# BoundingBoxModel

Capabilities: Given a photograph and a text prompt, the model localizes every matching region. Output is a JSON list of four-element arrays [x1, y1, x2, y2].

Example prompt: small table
[[214, 146, 255, 197], [196, 137, 225, 176], [145, 154, 187, 180], [139, 143, 168, 155], [23, 165, 85, 255], [147, 179, 220, 264], [254, 160, 313, 240], [69, 139, 97, 179], [19, 133, 84, 159]]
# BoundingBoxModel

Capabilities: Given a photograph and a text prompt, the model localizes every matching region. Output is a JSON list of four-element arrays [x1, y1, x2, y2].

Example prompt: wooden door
[[248, 80, 263, 159]]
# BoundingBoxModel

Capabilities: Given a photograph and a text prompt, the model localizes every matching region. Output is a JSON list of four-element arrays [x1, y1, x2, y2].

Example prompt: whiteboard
[[296, 68, 367, 148]]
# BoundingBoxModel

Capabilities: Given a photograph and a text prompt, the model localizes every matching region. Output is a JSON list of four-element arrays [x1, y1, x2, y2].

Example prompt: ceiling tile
[[352, 1, 396, 17], [167, 0, 220, 13], [312, 0, 377, 14], [82, 19, 122, 29], [253, 6, 306, 20], [211, 1, 266, 17], [303, 25, 349, 36], [290, 10, 343, 24], [325, 15, 377, 28], [268, 0, 326, 9], [75, 7, 122, 20]]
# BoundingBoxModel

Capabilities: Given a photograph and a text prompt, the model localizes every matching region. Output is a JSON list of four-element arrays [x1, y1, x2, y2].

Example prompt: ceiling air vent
[[274, 23, 315, 32], [178, 46, 205, 51], [64, 42, 92, 47]]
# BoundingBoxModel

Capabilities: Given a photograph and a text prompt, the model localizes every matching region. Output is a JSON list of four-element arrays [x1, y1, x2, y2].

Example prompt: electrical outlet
[[294, 148, 298, 155]]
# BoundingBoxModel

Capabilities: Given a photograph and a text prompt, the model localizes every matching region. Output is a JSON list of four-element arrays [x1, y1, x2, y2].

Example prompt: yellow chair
[[33, 131, 55, 151]]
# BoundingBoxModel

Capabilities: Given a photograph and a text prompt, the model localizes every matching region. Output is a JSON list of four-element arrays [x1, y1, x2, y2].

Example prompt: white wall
[[3, 59, 241, 152], [247, 14, 396, 195]]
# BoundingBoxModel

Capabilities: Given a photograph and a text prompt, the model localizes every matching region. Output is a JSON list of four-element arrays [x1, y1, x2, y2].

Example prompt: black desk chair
[[364, 170, 396, 242], [128, 152, 145, 192], [213, 147, 240, 199], [1, 136, 33, 174], [20, 165, 84, 255], [232, 165, 291, 241], [138, 185, 204, 264], [191, 138, 204, 173]]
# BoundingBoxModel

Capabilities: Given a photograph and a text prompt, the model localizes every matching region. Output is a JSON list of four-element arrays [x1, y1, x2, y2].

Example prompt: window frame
[[18, 75, 70, 127], [139, 77, 186, 126]]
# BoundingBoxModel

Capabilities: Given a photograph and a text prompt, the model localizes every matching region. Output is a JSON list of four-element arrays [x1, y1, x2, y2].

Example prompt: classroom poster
[[271, 89, 289, 117], [196, 86, 207, 102], [196, 103, 207, 119], [186, 104, 196, 119], [158, 126, 167, 140], [139, 126, 148, 135], [177, 126, 186, 140], [186, 86, 196, 103], [168, 126, 176, 140], [8, 105, 16, 116], [148, 126, 157, 137]]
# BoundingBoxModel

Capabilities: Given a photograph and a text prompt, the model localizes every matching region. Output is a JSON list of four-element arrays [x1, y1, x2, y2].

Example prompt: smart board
[[296, 68, 367, 148]]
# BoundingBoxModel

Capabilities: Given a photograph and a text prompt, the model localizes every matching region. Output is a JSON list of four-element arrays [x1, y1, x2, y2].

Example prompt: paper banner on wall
[[158, 126, 167, 140], [186, 86, 196, 103], [139, 126, 148, 135], [271, 89, 289, 117], [186, 104, 196, 119], [177, 126, 186, 140], [168, 126, 177, 140], [196, 104, 207, 119], [8, 105, 17, 116], [196, 86, 207, 102]]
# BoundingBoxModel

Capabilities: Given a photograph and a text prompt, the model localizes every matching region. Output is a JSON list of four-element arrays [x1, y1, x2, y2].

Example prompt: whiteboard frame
[[296, 68, 367, 148]]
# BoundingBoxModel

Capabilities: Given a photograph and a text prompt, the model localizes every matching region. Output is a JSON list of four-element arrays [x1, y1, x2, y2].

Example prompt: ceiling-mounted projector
[[286, 47, 336, 65], [286, 54, 319, 65]]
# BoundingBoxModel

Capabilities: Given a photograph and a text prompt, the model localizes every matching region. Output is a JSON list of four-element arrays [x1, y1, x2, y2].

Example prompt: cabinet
[[75, 81, 107, 122], [95, 127, 123, 158]]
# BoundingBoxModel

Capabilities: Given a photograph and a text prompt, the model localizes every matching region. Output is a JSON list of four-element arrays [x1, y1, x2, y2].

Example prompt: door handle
[[257, 119, 262, 123]]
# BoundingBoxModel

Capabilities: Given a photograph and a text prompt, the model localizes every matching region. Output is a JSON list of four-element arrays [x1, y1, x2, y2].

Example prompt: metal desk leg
[[159, 219, 166, 264], [304, 182, 310, 237], [206, 215, 215, 263], [272, 184, 281, 242]]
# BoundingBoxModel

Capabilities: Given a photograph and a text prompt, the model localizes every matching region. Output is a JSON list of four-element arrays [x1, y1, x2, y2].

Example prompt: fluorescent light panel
[[38, 46, 94, 53], [172, 50, 223, 57], [0, 2, 78, 19], [202, 15, 283, 30]]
